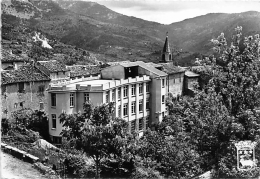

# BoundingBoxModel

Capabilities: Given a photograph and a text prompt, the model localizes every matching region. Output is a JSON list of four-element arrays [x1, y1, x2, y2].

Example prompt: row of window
[[118, 99, 149, 117], [161, 77, 182, 86], [130, 117, 149, 133], [51, 83, 150, 107], [52, 93, 164, 108], [17, 82, 45, 94], [51, 113, 150, 134]]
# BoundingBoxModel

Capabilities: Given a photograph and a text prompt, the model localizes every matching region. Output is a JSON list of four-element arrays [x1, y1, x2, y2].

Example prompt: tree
[[167, 27, 260, 177], [60, 102, 137, 178], [137, 127, 202, 179]]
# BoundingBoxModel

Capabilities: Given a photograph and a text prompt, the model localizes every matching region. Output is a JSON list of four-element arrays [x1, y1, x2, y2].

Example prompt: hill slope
[[2, 0, 260, 66]]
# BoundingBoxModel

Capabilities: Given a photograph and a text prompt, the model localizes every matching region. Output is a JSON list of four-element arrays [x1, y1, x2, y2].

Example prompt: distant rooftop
[[2, 64, 50, 85], [1, 49, 29, 63], [38, 60, 68, 73], [106, 61, 131, 66], [145, 62, 163, 69], [67, 65, 101, 78], [158, 63, 185, 74], [119, 61, 167, 77]]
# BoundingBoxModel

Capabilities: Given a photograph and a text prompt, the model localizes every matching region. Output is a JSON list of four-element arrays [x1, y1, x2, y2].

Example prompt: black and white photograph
[[1, 0, 260, 178]]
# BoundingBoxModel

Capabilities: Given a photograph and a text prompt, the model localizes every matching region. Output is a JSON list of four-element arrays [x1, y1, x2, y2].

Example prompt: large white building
[[47, 61, 168, 143]]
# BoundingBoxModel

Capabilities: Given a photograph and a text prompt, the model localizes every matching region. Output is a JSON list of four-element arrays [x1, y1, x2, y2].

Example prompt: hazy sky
[[87, 0, 260, 24]]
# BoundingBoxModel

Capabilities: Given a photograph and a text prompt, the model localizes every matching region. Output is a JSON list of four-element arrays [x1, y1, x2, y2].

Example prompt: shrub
[[1, 118, 11, 135]]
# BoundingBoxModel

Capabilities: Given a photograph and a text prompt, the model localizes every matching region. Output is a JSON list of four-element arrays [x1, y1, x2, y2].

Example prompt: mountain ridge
[[2, 0, 260, 66]]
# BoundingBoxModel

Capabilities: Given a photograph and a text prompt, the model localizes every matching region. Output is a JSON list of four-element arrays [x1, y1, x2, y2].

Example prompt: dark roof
[[159, 63, 185, 74], [2, 64, 51, 85], [120, 61, 167, 77], [38, 60, 68, 73], [1, 49, 29, 63], [67, 65, 101, 78], [163, 36, 171, 53]]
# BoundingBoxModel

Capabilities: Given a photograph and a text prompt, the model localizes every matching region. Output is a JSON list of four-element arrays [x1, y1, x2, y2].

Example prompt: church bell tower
[[161, 32, 172, 62]]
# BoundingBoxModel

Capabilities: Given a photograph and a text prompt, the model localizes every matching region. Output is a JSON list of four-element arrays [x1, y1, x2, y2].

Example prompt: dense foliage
[[164, 27, 260, 177], [60, 102, 137, 178]]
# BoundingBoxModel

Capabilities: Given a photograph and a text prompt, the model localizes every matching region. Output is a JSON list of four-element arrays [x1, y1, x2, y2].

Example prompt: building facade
[[47, 61, 168, 142], [183, 70, 200, 96], [1, 64, 50, 120], [36, 60, 70, 84]]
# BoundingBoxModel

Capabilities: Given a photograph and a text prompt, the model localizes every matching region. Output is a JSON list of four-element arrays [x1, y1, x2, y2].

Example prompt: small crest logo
[[235, 141, 257, 170]]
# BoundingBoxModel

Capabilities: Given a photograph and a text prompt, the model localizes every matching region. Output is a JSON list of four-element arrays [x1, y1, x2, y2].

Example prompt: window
[[146, 83, 149, 93], [118, 105, 121, 117], [20, 102, 23, 108], [131, 101, 136, 114], [131, 120, 136, 133], [105, 91, 109, 103], [2, 85, 6, 94], [139, 118, 143, 131], [118, 87, 121, 100], [139, 84, 143, 94], [162, 112, 165, 117], [38, 85, 45, 95], [52, 114, 56, 129], [123, 103, 128, 116], [84, 93, 90, 102], [112, 89, 115, 101], [179, 76, 182, 83], [40, 102, 44, 110], [173, 78, 175, 84], [70, 93, 74, 107], [146, 116, 149, 129], [52, 136, 62, 144], [162, 79, 165, 88], [139, 99, 143, 113], [51, 93, 56, 107], [131, 84, 136, 96], [123, 86, 128, 98], [162, 95, 165, 104], [146, 98, 149, 110], [18, 82, 25, 93]]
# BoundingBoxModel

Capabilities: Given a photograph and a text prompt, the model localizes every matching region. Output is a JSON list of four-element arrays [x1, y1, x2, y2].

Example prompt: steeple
[[161, 32, 172, 62], [163, 32, 171, 53]]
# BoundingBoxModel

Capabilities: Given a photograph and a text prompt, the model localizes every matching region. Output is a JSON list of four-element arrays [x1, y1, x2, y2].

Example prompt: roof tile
[[38, 60, 68, 73], [67, 65, 101, 78], [1, 64, 50, 85]]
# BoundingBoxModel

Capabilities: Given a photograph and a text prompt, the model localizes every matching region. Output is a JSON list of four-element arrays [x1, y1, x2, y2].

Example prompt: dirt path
[[1, 151, 48, 179]]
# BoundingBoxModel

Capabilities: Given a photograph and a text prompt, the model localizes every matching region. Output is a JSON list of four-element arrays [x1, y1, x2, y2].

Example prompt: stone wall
[[1, 80, 50, 120], [168, 72, 184, 97]]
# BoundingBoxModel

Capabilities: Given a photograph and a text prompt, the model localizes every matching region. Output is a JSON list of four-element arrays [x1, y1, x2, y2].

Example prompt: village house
[[35, 60, 70, 84], [183, 70, 200, 96], [1, 49, 29, 70], [158, 63, 185, 97], [47, 61, 167, 143], [1, 64, 51, 120]]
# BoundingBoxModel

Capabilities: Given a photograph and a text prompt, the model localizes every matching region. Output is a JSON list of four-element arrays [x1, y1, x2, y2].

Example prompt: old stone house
[[35, 60, 70, 84], [1, 64, 51, 120]]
